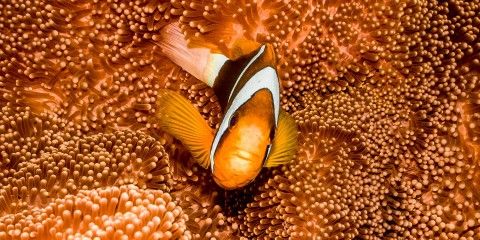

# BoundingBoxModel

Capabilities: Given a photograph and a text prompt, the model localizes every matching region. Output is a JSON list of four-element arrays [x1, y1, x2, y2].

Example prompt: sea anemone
[[0, 185, 189, 239], [1, 0, 480, 239]]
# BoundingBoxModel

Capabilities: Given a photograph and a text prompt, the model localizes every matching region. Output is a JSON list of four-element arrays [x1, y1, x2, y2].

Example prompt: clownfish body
[[156, 23, 298, 189], [212, 89, 275, 189]]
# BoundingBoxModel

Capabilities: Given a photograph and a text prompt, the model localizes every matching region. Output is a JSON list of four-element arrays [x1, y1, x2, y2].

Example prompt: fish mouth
[[212, 148, 264, 190], [235, 149, 255, 161]]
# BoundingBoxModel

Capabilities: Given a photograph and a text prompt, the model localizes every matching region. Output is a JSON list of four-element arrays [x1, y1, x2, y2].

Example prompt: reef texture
[[1, 0, 480, 239]]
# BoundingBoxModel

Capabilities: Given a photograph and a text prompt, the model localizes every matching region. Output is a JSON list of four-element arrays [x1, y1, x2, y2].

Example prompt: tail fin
[[158, 23, 210, 83]]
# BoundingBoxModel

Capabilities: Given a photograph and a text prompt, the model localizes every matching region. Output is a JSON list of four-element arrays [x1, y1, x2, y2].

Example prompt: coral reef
[[1, 0, 480, 239]]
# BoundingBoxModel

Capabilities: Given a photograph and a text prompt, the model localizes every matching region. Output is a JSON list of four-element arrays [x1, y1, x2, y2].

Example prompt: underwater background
[[1, 0, 480, 239]]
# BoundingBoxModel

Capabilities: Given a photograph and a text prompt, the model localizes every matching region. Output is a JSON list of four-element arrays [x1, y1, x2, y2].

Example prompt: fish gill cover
[[0, 0, 480, 239]]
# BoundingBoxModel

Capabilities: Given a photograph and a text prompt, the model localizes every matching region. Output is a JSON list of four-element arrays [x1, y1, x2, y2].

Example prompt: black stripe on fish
[[212, 45, 276, 111]]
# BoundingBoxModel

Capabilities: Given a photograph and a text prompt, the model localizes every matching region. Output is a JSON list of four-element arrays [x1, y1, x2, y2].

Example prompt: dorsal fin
[[229, 37, 261, 60], [158, 22, 269, 90]]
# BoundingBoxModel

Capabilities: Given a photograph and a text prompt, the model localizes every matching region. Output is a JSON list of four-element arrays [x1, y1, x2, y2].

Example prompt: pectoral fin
[[265, 110, 298, 167], [156, 89, 213, 168]]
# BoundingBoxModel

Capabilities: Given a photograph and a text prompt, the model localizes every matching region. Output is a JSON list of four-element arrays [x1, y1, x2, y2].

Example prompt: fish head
[[211, 89, 276, 189]]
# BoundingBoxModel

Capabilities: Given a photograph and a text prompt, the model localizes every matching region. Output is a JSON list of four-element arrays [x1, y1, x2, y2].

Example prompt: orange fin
[[158, 23, 210, 83], [186, 36, 224, 55], [158, 22, 229, 87], [229, 37, 261, 60], [265, 110, 298, 167], [156, 89, 213, 168], [185, 23, 259, 60]]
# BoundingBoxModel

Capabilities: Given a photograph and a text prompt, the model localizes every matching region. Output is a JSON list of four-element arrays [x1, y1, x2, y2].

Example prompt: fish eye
[[229, 113, 239, 127]]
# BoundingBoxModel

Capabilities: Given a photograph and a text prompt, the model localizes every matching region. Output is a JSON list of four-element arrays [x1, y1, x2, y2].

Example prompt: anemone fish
[[156, 23, 298, 189]]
